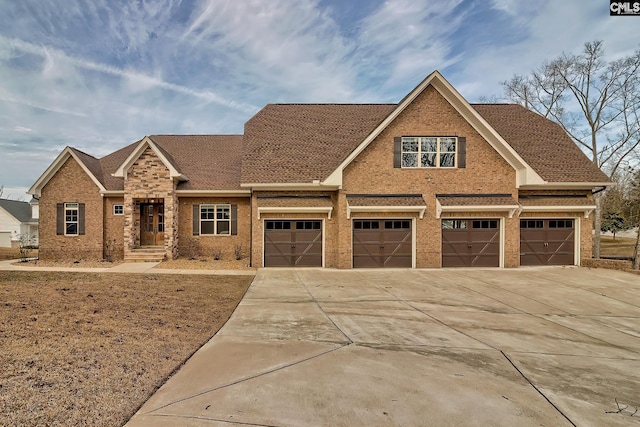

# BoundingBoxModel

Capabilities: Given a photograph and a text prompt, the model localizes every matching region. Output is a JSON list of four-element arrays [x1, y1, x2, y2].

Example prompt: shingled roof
[[60, 135, 244, 192], [0, 198, 35, 223], [33, 86, 610, 195], [240, 102, 610, 185], [241, 104, 396, 184], [148, 135, 244, 191], [472, 104, 610, 183]]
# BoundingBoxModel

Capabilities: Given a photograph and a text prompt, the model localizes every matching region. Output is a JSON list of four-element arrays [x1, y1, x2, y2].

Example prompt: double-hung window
[[200, 204, 231, 235], [65, 203, 79, 235], [401, 136, 457, 168]]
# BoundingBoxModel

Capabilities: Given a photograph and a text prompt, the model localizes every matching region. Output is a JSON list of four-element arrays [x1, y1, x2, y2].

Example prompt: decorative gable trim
[[28, 147, 106, 197], [323, 70, 545, 188], [112, 136, 188, 181]]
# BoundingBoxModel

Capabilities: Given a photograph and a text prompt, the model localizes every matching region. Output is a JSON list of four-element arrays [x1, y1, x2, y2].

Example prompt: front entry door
[[141, 204, 164, 246]]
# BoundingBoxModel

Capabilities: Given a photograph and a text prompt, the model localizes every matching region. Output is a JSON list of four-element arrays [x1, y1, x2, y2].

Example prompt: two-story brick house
[[28, 71, 611, 268]]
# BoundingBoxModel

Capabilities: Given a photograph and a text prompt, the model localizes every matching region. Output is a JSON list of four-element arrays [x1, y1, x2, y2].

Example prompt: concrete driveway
[[126, 267, 640, 427]]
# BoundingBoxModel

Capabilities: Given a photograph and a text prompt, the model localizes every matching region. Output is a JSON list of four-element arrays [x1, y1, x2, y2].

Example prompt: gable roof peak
[[111, 136, 188, 181], [28, 146, 107, 196], [320, 70, 545, 188]]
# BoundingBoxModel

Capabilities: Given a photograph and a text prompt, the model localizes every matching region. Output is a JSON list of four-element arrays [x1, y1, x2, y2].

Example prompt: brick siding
[[39, 157, 104, 260], [104, 197, 125, 260], [341, 86, 518, 268], [178, 197, 251, 261]]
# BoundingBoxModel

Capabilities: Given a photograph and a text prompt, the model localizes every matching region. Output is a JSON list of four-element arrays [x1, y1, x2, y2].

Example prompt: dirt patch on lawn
[[0, 271, 253, 427], [13, 259, 122, 268]]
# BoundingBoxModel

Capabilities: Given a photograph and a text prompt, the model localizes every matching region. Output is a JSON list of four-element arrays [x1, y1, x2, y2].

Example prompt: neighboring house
[[28, 71, 611, 267], [0, 198, 39, 248]]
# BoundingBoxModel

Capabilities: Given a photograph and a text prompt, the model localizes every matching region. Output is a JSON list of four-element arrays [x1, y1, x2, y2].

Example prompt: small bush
[[184, 238, 200, 260], [17, 233, 36, 261], [212, 248, 223, 260], [234, 244, 244, 260], [104, 239, 117, 262]]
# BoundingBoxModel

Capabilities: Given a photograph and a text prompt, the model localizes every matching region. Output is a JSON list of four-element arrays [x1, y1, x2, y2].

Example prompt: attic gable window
[[401, 137, 457, 168]]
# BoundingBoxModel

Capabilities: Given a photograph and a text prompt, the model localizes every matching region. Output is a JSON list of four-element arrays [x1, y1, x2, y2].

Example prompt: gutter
[[592, 186, 607, 195]]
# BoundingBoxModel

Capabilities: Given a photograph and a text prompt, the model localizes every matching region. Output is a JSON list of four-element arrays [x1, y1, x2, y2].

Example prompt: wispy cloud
[[0, 0, 638, 197], [3, 36, 258, 113]]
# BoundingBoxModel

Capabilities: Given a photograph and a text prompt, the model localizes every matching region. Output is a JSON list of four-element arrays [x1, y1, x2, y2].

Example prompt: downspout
[[249, 188, 253, 268]]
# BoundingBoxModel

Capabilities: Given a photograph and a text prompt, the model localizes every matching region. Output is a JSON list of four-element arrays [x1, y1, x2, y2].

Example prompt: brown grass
[[0, 271, 253, 427], [600, 235, 637, 258], [157, 257, 255, 271]]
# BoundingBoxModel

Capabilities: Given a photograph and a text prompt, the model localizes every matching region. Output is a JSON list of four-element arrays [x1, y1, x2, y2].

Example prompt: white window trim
[[402, 136, 457, 169], [113, 204, 124, 215], [65, 202, 79, 236], [200, 204, 231, 236]]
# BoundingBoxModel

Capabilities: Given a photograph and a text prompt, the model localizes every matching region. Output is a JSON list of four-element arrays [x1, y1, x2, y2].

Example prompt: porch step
[[125, 247, 166, 262]]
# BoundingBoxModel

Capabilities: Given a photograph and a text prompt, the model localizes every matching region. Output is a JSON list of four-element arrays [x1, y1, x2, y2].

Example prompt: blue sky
[[0, 0, 638, 199]]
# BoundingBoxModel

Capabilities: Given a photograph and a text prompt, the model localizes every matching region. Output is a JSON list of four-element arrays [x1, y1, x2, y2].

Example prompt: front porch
[[123, 196, 178, 262]]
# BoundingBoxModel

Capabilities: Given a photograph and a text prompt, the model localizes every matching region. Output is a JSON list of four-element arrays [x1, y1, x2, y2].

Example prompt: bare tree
[[503, 41, 640, 258], [629, 168, 640, 270]]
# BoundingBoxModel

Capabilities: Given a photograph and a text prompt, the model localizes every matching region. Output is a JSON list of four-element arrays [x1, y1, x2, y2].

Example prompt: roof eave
[[112, 136, 189, 181], [175, 190, 251, 197], [520, 181, 613, 190], [241, 182, 340, 191], [347, 205, 426, 219], [435, 200, 520, 219], [257, 206, 333, 219], [28, 147, 106, 197], [520, 205, 598, 218]]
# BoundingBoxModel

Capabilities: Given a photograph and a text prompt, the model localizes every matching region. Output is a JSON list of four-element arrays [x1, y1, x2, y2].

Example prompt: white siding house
[[0, 198, 39, 247]]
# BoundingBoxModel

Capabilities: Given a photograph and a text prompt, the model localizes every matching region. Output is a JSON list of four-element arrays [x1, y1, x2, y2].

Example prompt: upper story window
[[200, 204, 231, 235], [113, 205, 124, 215], [65, 203, 79, 235], [401, 137, 457, 168]]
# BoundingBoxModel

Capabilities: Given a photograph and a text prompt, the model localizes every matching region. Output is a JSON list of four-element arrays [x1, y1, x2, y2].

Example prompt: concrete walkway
[[125, 267, 640, 427], [0, 259, 255, 275]]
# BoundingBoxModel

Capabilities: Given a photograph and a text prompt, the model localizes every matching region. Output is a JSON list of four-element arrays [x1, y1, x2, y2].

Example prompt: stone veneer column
[[123, 147, 178, 260]]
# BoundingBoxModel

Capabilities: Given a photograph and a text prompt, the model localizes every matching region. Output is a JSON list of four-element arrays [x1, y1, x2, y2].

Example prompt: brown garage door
[[264, 220, 322, 267], [353, 219, 412, 268], [442, 219, 500, 267], [520, 219, 575, 266]]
